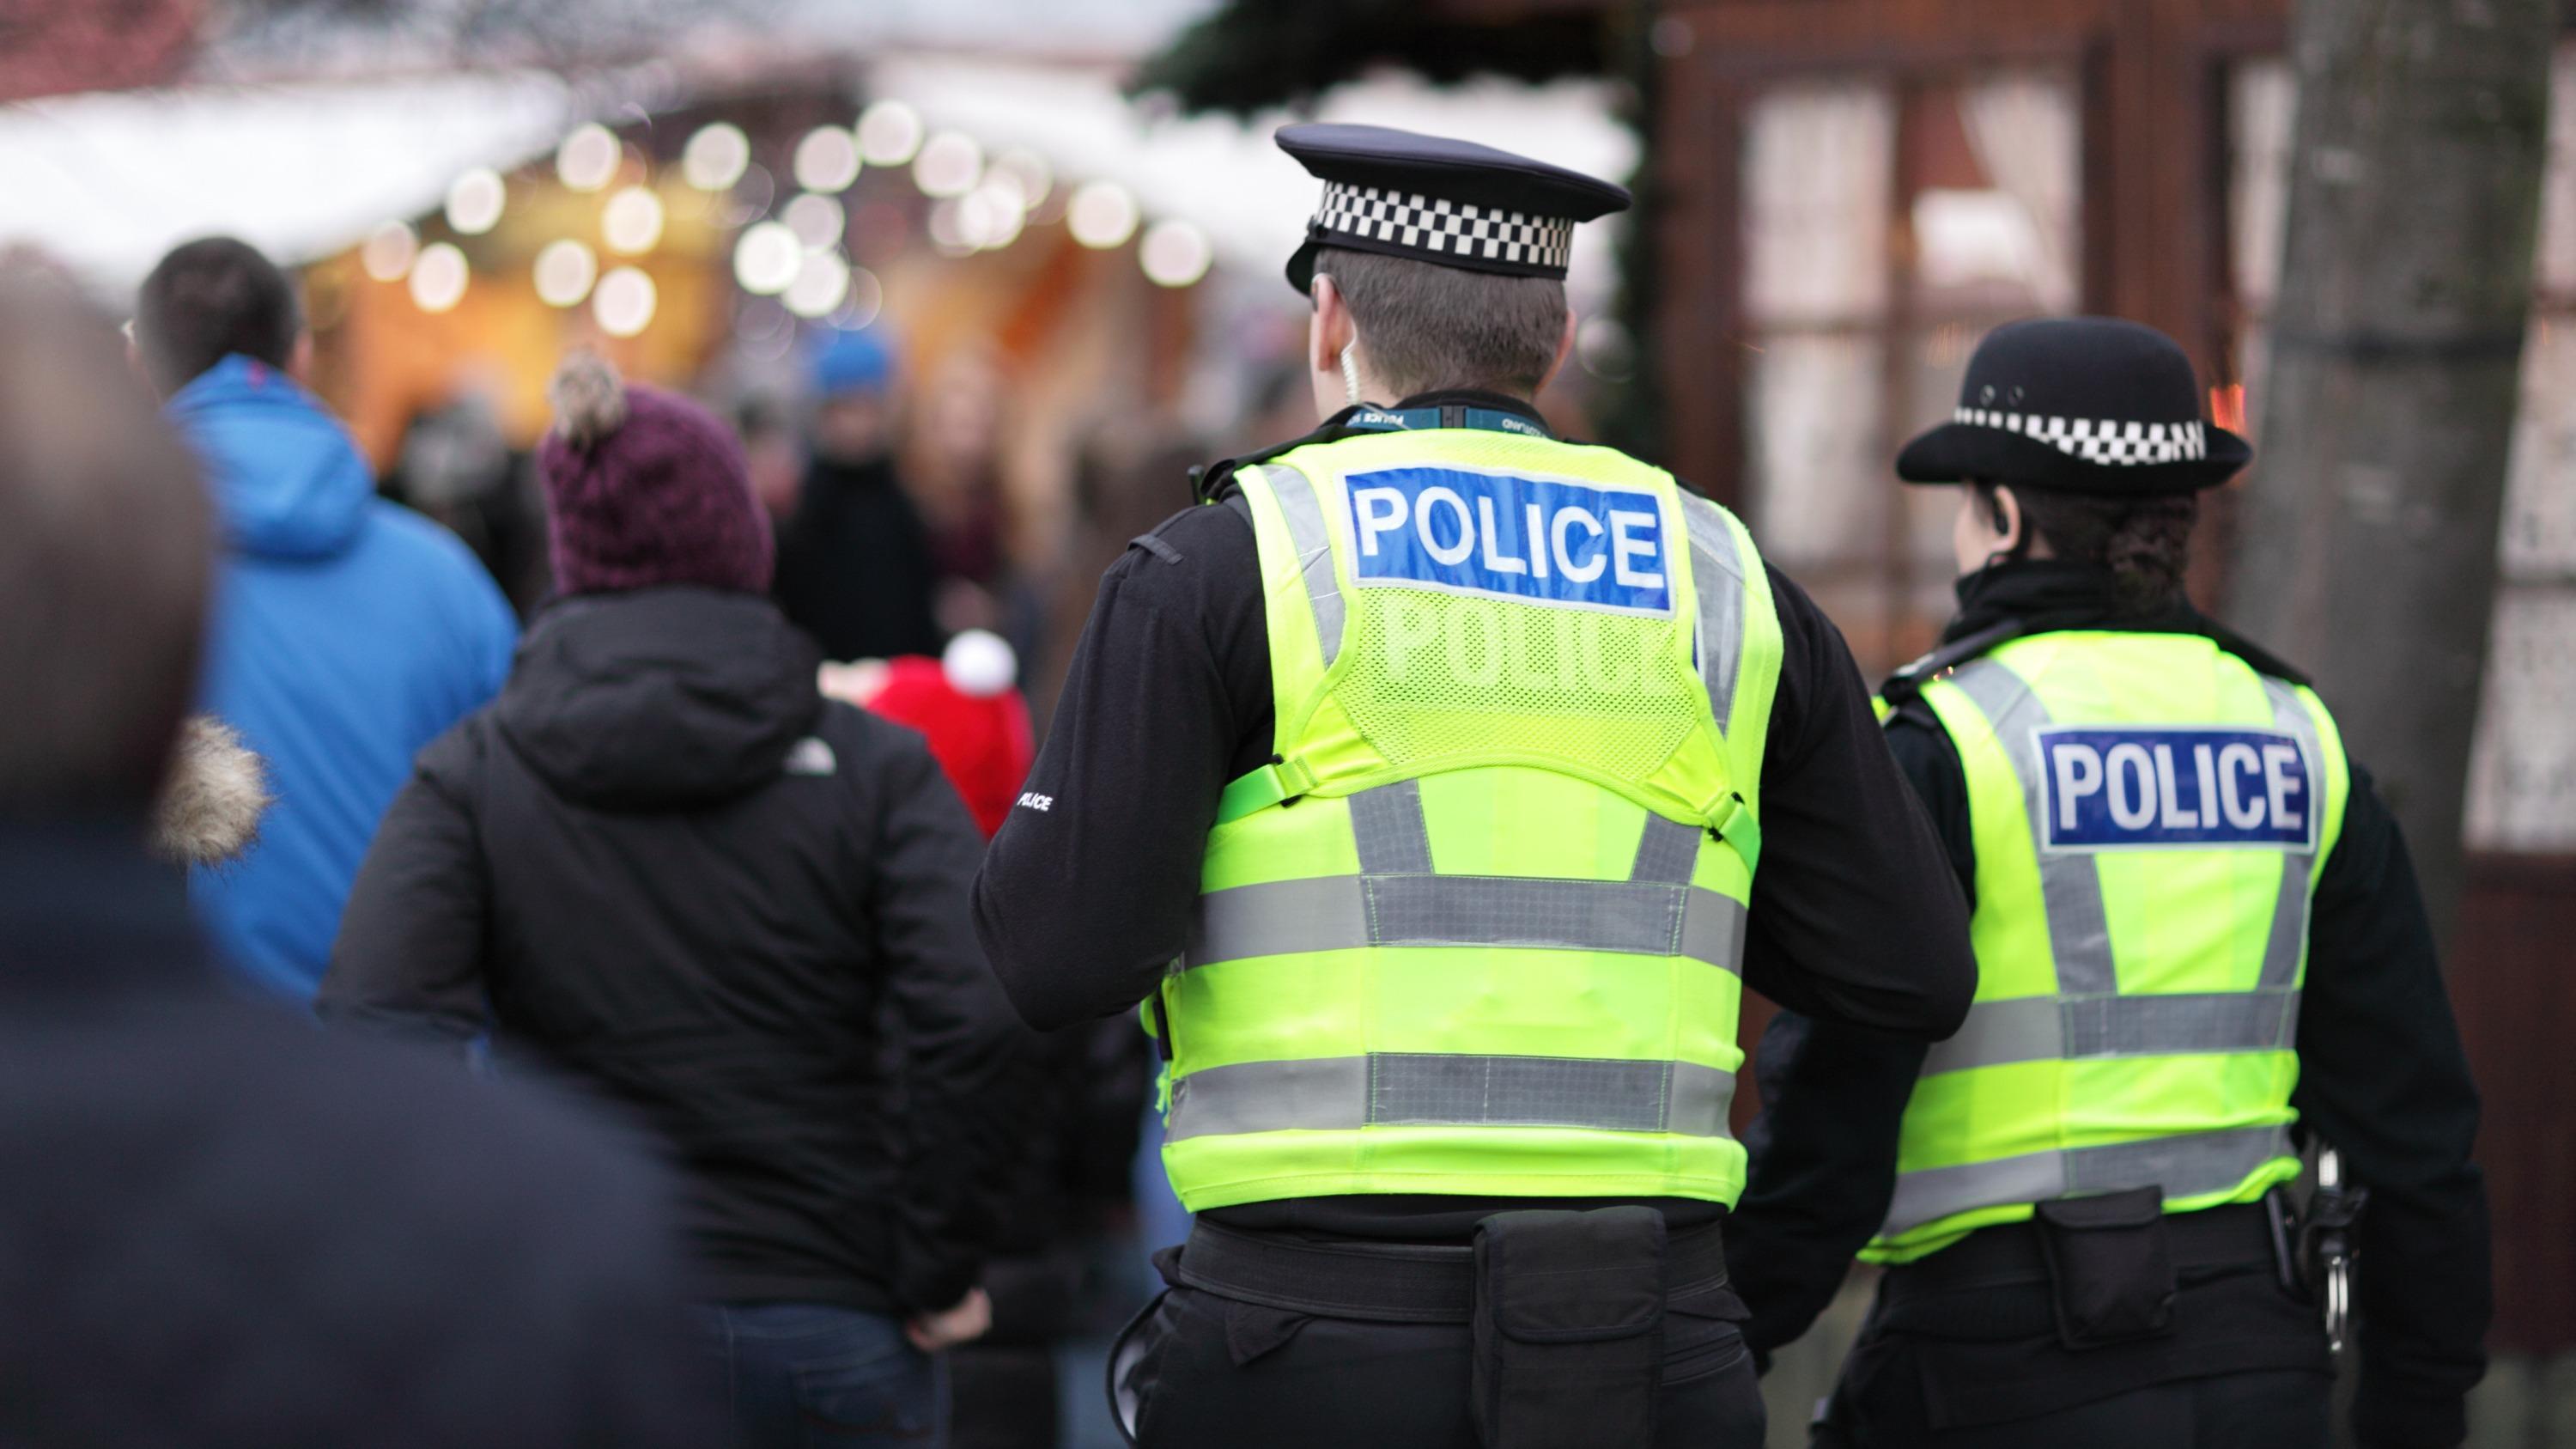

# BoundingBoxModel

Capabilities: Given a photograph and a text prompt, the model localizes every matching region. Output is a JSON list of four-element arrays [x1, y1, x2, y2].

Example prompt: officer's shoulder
[[1188, 421, 1352, 508]]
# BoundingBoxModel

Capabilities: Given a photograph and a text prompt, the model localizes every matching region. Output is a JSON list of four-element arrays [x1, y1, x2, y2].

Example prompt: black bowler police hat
[[1896, 317, 2252, 496], [1275, 123, 1631, 295]]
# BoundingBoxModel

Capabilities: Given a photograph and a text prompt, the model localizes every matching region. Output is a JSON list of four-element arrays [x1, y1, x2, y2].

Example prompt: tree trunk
[[2230, 0, 2553, 946]]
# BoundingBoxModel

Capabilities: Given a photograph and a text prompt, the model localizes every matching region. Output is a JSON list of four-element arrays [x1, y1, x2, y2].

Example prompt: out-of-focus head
[[1274, 123, 1625, 417], [539, 350, 774, 597], [808, 328, 898, 463], [134, 236, 303, 398], [0, 273, 214, 812]]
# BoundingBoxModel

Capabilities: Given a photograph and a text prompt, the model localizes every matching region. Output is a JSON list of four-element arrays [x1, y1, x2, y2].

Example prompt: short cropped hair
[[1314, 247, 1567, 399], [0, 273, 212, 807], [135, 236, 301, 394]]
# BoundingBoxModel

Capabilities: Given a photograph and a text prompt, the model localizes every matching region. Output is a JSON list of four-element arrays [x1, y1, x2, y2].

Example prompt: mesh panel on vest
[[1312, 429, 1709, 785], [1340, 594, 1703, 780]]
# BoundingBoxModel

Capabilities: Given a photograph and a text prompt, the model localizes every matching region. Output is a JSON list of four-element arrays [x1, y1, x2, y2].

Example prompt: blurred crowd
[[0, 233, 1166, 1448]]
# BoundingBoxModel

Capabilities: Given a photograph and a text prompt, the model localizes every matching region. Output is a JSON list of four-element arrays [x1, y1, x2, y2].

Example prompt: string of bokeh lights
[[355, 98, 1216, 341]]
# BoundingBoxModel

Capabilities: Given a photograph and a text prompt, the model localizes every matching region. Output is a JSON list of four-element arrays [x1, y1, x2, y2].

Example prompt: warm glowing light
[[444, 168, 507, 235], [841, 266, 885, 330], [409, 242, 469, 312], [856, 100, 924, 166], [1139, 219, 1212, 288], [793, 126, 862, 193], [733, 221, 803, 295], [912, 131, 981, 198], [783, 249, 851, 319], [957, 185, 1024, 250], [2210, 383, 2249, 433], [926, 199, 972, 254], [1066, 180, 1138, 249], [593, 265, 657, 337], [556, 123, 622, 192], [533, 239, 598, 307], [602, 186, 665, 254], [361, 222, 417, 282], [683, 122, 751, 191], [992, 147, 1053, 210], [782, 192, 845, 250]]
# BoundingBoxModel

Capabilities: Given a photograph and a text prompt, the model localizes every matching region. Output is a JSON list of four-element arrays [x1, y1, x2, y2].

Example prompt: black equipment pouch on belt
[[2031, 1186, 2178, 1349], [1470, 1207, 1667, 1449]]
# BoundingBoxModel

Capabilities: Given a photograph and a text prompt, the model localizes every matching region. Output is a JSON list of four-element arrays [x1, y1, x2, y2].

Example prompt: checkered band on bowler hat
[[1896, 317, 2252, 496], [1315, 182, 1574, 273], [1951, 407, 2209, 466], [1276, 122, 1630, 294]]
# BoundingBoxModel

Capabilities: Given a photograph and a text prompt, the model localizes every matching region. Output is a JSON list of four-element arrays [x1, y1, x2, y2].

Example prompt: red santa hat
[[822, 630, 1033, 838]]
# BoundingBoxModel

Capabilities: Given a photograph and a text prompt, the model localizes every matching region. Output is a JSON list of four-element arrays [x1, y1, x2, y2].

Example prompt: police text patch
[[1341, 466, 1674, 616], [2036, 727, 2316, 850]]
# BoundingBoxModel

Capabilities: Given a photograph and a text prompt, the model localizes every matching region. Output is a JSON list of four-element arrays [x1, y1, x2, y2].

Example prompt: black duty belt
[[1881, 1199, 2282, 1306], [1171, 1216, 1730, 1325]]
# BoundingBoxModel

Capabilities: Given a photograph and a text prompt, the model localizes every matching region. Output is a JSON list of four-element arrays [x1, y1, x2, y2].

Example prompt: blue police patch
[[2036, 726, 2316, 851], [1341, 466, 1674, 616]]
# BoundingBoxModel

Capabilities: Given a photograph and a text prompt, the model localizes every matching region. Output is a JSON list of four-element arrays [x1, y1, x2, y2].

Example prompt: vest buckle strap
[[1214, 757, 1320, 824]]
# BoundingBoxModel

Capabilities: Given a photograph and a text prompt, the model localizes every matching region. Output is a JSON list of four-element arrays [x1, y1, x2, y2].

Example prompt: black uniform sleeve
[[2290, 765, 2491, 1449], [867, 722, 1032, 1314], [1883, 697, 1978, 910], [1739, 569, 1977, 1038], [318, 729, 494, 1046], [1726, 686, 1972, 1359], [972, 503, 1268, 1032]]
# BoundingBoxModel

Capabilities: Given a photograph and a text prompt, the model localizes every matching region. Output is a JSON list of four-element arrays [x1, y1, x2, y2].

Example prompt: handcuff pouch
[[2032, 1186, 2178, 1349], [1470, 1207, 1666, 1448]]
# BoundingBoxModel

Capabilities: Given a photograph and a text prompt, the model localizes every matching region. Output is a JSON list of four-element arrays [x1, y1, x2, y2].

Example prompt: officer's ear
[[1309, 275, 1358, 376], [1536, 305, 1578, 397], [1984, 483, 2026, 555]]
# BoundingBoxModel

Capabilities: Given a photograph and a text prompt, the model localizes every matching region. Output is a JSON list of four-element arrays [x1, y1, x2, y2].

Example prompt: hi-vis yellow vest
[[1868, 630, 2349, 1262], [1151, 420, 1783, 1213]]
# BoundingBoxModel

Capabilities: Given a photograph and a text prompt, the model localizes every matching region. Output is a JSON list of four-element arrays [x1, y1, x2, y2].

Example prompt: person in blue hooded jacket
[[137, 236, 516, 1002]]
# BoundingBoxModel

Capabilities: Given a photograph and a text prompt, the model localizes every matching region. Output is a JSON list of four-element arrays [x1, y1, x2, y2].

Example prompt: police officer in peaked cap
[[1724, 317, 2493, 1447], [972, 124, 1978, 1447]]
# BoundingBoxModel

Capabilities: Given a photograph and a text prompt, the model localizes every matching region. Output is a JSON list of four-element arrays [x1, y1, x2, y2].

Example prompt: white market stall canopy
[[0, 70, 574, 294], [866, 55, 1637, 308], [0, 57, 1634, 303]]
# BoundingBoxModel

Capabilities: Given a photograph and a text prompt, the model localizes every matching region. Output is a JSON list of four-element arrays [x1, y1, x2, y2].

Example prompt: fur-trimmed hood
[[150, 716, 273, 869]]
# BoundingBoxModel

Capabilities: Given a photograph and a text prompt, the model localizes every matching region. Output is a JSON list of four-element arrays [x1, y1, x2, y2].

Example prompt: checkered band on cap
[[1953, 407, 2210, 466], [1314, 181, 1575, 272]]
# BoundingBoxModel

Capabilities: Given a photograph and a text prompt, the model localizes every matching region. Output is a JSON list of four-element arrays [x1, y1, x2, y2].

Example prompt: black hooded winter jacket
[[321, 588, 1024, 1316]]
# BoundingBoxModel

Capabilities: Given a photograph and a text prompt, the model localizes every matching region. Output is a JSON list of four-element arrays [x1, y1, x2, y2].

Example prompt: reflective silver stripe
[[1188, 877, 1367, 962], [1923, 990, 2303, 1076], [1187, 877, 1747, 972], [1168, 1056, 1367, 1138], [1679, 494, 1747, 731], [1630, 815, 1704, 885], [1883, 1123, 2292, 1237], [1165, 1053, 1736, 1142], [1947, 660, 2115, 996], [1349, 781, 1433, 874], [2259, 678, 2324, 992], [1263, 462, 1345, 668]]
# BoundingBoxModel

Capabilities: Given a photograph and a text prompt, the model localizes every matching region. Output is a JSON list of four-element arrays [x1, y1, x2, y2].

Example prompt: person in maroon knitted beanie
[[538, 352, 774, 595]]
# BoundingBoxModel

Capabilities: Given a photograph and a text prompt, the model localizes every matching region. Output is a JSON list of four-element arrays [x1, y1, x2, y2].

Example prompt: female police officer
[[1725, 317, 2491, 1448], [972, 124, 1977, 1447]]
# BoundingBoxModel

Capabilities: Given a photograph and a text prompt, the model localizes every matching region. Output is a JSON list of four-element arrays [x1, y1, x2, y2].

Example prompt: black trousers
[[1115, 1283, 1765, 1449], [1817, 1265, 2332, 1449]]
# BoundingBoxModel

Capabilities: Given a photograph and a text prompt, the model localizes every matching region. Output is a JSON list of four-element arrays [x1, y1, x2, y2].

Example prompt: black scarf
[[1903, 559, 2306, 692]]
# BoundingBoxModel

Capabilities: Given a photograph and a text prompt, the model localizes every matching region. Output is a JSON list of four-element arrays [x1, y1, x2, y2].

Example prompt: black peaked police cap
[[1896, 317, 2251, 496], [1277, 123, 1631, 295]]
